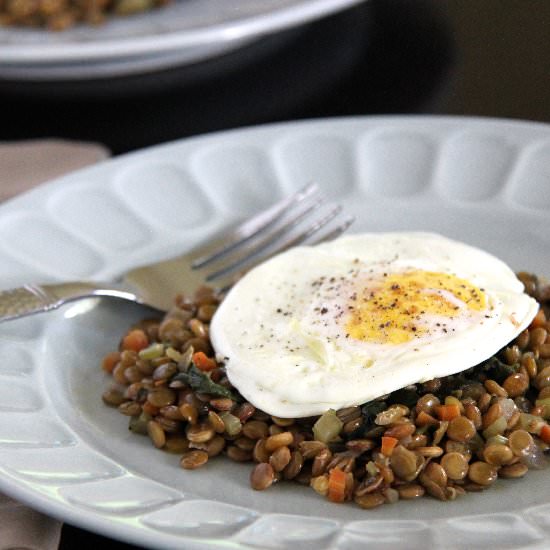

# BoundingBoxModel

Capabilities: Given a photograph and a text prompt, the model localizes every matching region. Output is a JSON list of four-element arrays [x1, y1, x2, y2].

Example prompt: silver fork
[[0, 183, 353, 323]]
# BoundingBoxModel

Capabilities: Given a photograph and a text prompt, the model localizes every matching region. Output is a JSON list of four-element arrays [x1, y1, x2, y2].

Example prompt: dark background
[[2, 0, 548, 547], [2, 1, 549, 157]]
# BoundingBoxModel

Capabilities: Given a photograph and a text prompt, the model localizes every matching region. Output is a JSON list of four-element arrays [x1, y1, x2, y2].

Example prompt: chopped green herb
[[171, 363, 239, 401]]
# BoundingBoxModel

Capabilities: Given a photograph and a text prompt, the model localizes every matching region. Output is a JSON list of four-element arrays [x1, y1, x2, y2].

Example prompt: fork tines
[[192, 182, 354, 285]]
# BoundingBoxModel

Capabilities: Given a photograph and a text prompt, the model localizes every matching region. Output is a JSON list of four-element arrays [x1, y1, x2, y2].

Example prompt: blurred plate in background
[[0, 0, 366, 80]]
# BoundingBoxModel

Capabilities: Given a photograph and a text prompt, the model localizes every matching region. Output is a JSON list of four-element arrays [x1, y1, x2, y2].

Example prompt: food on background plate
[[101, 232, 550, 509], [0, 0, 172, 31]]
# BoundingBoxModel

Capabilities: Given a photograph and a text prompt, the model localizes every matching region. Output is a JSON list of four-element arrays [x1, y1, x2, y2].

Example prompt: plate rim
[[0, 0, 365, 64]]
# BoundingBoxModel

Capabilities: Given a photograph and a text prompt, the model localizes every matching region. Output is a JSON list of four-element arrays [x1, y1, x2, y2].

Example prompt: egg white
[[209, 232, 539, 418]]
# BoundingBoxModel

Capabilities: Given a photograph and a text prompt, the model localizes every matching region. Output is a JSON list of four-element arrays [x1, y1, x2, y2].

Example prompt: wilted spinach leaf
[[472, 356, 519, 384], [172, 364, 239, 401]]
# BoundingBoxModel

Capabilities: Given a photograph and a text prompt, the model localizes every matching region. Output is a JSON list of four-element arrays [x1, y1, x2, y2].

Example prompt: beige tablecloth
[[0, 139, 110, 550]]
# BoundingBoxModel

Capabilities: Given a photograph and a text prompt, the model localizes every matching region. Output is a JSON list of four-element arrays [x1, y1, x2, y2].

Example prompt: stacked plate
[[0, 0, 365, 80]]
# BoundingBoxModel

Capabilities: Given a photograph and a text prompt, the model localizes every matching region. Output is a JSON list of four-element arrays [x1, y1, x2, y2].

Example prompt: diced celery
[[138, 342, 165, 360], [482, 416, 507, 440], [313, 409, 343, 443]]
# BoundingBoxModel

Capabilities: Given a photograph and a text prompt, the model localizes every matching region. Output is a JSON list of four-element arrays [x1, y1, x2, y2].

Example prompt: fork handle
[[0, 282, 137, 323]]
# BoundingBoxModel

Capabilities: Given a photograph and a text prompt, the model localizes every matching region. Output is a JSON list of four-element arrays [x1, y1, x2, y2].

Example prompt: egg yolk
[[346, 270, 487, 344]]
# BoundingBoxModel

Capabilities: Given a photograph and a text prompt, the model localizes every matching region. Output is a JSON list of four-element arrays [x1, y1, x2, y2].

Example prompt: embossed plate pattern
[[1, 116, 550, 549]]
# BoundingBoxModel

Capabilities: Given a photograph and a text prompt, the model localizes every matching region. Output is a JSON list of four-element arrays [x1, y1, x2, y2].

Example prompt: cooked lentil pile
[[0, 0, 171, 30], [101, 272, 550, 509]]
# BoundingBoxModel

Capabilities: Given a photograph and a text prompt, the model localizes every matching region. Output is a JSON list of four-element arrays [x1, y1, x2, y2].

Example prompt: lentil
[[530, 327, 548, 349], [234, 436, 256, 452], [415, 446, 444, 458], [311, 447, 333, 477], [447, 416, 477, 442], [478, 392, 492, 413], [468, 461, 498, 486], [355, 492, 386, 509], [253, 438, 270, 464], [102, 388, 126, 406], [118, 401, 142, 416], [482, 403, 503, 430], [384, 422, 416, 439], [179, 403, 198, 425], [389, 445, 419, 481], [503, 373, 530, 397], [190, 435, 226, 457], [207, 410, 226, 434], [164, 435, 190, 454], [156, 416, 181, 433], [251, 463, 275, 490], [283, 451, 304, 480], [242, 420, 270, 440], [499, 462, 529, 478], [180, 450, 208, 470], [226, 446, 253, 462], [147, 387, 176, 408], [265, 432, 294, 453], [483, 444, 514, 466], [186, 424, 215, 444], [147, 420, 166, 449], [440, 452, 469, 480], [484, 379, 508, 398], [397, 483, 425, 499], [508, 430, 535, 456], [535, 366, 550, 390], [463, 403, 482, 429], [209, 398, 234, 411], [422, 462, 448, 488], [270, 446, 292, 472]]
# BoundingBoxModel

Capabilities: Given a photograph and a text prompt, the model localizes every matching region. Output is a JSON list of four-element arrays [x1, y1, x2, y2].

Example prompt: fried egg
[[209, 232, 539, 418]]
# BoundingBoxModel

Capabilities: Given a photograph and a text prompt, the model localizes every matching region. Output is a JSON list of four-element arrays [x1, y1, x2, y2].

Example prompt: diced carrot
[[142, 401, 160, 416], [539, 424, 550, 444], [381, 435, 399, 456], [530, 308, 547, 329], [434, 404, 461, 421], [327, 467, 346, 503], [193, 351, 217, 371], [101, 351, 121, 373], [121, 329, 149, 352]]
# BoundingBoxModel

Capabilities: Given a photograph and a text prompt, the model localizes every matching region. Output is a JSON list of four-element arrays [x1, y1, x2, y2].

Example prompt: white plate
[[1, 116, 550, 550], [0, 0, 364, 78]]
